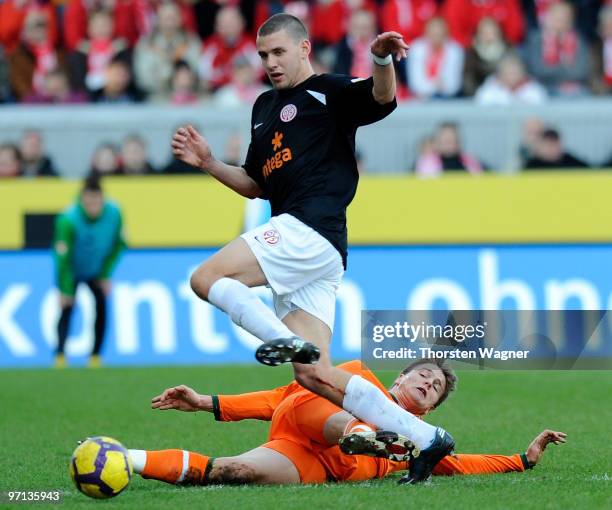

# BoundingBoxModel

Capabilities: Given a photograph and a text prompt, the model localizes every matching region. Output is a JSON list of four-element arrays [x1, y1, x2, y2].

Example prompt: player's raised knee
[[189, 265, 220, 301]]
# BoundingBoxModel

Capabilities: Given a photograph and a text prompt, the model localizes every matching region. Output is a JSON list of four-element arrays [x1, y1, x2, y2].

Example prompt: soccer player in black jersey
[[171, 14, 454, 483]]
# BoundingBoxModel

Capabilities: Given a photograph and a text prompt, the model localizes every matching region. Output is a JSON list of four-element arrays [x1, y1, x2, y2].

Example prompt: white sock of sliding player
[[208, 277, 295, 342], [342, 375, 438, 450], [128, 449, 146, 473]]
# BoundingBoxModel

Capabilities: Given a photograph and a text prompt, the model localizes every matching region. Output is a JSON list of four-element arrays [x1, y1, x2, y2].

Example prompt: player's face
[[389, 364, 446, 415], [256, 29, 311, 89], [81, 190, 104, 219]]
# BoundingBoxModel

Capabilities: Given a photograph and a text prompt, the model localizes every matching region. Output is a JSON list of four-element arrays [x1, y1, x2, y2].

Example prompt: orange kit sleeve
[[433, 453, 529, 476], [213, 383, 298, 422]]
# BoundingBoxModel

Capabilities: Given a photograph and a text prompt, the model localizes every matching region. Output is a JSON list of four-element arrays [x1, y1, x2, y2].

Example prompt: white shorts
[[240, 213, 344, 332]]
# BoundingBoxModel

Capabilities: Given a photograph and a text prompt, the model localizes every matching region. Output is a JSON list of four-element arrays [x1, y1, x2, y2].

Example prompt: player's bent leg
[[129, 447, 299, 486], [190, 237, 267, 300], [210, 447, 300, 485], [193, 238, 312, 348]]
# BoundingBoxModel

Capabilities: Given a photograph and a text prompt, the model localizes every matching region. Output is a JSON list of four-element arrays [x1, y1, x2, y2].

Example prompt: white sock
[[208, 277, 295, 342], [128, 449, 146, 473], [342, 376, 438, 450]]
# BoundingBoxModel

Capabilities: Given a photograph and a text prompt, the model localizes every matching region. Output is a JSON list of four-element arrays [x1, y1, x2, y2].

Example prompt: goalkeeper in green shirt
[[53, 176, 126, 368]]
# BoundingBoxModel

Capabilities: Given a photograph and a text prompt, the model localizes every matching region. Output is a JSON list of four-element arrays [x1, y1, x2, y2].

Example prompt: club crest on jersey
[[263, 229, 280, 245], [280, 104, 297, 122]]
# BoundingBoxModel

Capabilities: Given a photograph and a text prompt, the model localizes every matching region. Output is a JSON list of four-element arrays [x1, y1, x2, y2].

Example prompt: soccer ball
[[70, 436, 133, 499]]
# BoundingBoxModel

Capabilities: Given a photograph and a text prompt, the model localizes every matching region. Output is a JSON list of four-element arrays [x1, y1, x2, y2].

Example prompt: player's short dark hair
[[400, 359, 457, 409], [258, 13, 308, 42], [541, 128, 560, 141], [82, 174, 103, 194]]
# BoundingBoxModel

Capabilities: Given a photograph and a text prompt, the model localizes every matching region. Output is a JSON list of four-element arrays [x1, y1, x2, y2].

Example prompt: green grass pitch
[[2, 364, 611, 509]]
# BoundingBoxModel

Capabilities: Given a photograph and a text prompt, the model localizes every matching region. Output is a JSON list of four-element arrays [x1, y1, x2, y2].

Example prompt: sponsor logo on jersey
[[254, 122, 263, 129], [262, 131, 293, 178], [280, 104, 297, 122], [263, 229, 280, 245]]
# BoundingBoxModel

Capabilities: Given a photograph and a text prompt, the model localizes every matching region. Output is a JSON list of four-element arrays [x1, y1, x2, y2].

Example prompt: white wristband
[[372, 53, 392, 66]]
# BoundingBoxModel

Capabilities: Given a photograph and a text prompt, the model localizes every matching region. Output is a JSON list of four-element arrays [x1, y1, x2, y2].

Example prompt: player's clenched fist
[[171, 125, 214, 170]]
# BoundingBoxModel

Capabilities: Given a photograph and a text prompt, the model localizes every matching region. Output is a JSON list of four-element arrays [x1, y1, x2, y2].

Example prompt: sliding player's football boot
[[397, 428, 455, 484], [339, 430, 418, 462], [255, 337, 320, 366]]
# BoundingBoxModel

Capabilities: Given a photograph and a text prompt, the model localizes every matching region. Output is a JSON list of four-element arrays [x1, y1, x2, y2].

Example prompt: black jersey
[[242, 73, 396, 268]]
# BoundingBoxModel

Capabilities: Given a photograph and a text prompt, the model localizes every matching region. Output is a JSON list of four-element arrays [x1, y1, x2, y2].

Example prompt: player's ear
[[300, 38, 311, 59]]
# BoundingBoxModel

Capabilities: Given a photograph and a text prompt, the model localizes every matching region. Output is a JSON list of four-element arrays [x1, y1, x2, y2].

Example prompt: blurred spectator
[[524, 1, 591, 97], [379, 0, 438, 43], [214, 55, 269, 107], [475, 52, 548, 105], [442, 0, 524, 48], [23, 68, 88, 104], [120, 135, 156, 174], [67, 9, 130, 94], [90, 57, 142, 102], [19, 130, 57, 177], [518, 117, 546, 167], [333, 10, 377, 78], [310, 0, 348, 48], [199, 6, 259, 91], [525, 128, 589, 169], [0, 143, 23, 178], [167, 60, 201, 105], [0, 0, 59, 53], [90, 142, 121, 175], [133, 1, 201, 99], [407, 17, 464, 99], [8, 10, 65, 101], [463, 17, 509, 96], [522, 0, 602, 43], [0, 47, 12, 103], [63, 0, 196, 51], [415, 122, 484, 175], [592, 5, 612, 95]]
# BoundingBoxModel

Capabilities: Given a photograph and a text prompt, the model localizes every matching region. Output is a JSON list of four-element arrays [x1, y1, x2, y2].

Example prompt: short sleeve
[[329, 76, 397, 127]]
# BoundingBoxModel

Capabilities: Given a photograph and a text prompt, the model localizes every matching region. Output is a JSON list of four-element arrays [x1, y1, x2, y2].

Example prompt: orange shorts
[[263, 392, 403, 483], [262, 439, 329, 484]]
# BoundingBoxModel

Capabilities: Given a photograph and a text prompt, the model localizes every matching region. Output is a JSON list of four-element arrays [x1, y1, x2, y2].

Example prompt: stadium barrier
[[1, 100, 612, 176], [2, 173, 612, 249]]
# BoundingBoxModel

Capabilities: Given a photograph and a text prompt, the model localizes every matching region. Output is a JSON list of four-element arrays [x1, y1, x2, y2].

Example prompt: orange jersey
[[213, 361, 527, 483]]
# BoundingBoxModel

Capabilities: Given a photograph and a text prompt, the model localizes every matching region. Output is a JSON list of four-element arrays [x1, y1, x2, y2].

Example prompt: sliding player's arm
[[151, 383, 292, 421], [432, 429, 567, 476], [171, 125, 262, 199]]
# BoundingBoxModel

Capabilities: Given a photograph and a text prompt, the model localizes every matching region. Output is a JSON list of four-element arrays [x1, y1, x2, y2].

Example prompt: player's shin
[[208, 277, 294, 341], [129, 449, 213, 485]]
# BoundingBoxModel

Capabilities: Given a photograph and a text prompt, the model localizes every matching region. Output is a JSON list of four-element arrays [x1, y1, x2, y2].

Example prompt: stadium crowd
[[1, 0, 612, 176]]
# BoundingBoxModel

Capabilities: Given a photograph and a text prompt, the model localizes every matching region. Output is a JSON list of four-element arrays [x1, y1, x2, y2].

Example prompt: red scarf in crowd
[[426, 45, 445, 80], [31, 42, 57, 94], [604, 39, 612, 86], [542, 30, 577, 66], [350, 39, 373, 78]]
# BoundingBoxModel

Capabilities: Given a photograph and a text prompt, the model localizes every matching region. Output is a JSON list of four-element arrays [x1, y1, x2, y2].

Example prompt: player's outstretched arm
[[524, 429, 567, 467], [151, 385, 212, 412], [171, 125, 262, 199], [432, 429, 567, 476], [370, 32, 409, 104]]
